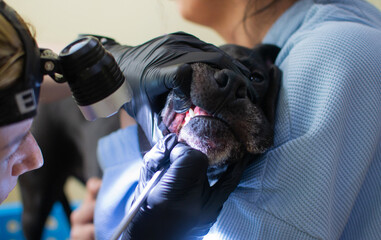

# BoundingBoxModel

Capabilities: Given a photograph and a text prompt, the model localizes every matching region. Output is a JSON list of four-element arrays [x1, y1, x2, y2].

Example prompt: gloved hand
[[101, 32, 250, 145], [121, 134, 252, 240]]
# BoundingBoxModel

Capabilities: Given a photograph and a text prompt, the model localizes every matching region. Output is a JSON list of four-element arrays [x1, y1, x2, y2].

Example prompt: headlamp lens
[[59, 36, 126, 107], [62, 38, 88, 55]]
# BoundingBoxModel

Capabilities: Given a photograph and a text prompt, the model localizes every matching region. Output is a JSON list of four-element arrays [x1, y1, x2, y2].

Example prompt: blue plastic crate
[[0, 201, 79, 240]]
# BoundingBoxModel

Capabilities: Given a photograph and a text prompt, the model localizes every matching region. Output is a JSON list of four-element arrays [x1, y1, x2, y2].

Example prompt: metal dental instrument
[[110, 165, 169, 240]]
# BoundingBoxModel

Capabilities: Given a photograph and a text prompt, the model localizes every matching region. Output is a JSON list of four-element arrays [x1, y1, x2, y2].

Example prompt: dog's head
[[161, 44, 281, 166]]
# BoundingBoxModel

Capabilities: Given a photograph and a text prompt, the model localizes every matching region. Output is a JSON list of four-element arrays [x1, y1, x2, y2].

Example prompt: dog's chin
[[177, 116, 243, 166]]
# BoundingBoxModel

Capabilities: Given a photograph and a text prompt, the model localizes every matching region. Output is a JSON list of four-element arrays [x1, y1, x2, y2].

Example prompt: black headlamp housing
[[0, 1, 43, 127], [0, 2, 131, 124]]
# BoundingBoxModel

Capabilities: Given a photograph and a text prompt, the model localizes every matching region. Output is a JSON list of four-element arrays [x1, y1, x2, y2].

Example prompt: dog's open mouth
[[163, 103, 242, 166], [167, 105, 210, 134], [160, 60, 277, 166]]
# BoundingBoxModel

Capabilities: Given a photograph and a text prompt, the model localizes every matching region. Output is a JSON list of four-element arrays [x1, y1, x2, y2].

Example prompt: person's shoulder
[[294, 1, 381, 58], [286, 19, 381, 71], [306, 21, 379, 51], [280, 13, 381, 87]]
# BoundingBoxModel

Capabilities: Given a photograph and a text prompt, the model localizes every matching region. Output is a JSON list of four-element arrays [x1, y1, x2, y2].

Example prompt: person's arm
[[119, 108, 136, 129], [70, 178, 102, 240], [93, 124, 143, 240]]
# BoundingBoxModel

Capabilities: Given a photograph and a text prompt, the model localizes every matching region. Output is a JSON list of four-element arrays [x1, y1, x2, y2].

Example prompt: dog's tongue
[[168, 106, 209, 134], [167, 113, 185, 134], [195, 106, 209, 115]]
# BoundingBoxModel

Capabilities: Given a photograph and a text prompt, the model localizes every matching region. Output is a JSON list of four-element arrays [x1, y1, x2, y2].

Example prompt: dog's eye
[[251, 72, 265, 82]]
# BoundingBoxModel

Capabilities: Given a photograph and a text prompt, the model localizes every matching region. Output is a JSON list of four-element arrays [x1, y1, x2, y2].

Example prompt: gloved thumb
[[143, 133, 178, 171], [136, 134, 177, 194], [146, 63, 193, 113]]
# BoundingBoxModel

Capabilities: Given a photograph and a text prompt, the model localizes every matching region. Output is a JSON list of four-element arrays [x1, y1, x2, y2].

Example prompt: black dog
[[161, 44, 281, 166]]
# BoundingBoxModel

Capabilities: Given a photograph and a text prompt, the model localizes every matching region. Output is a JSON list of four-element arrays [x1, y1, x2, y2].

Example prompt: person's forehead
[[0, 118, 33, 150]]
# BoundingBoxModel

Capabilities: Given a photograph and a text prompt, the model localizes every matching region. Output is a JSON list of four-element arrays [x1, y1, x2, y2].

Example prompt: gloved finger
[[149, 143, 208, 202], [172, 64, 193, 113], [166, 142, 208, 192], [134, 134, 178, 200], [166, 32, 248, 73], [144, 63, 193, 113], [142, 133, 178, 176], [168, 142, 209, 173], [162, 51, 251, 77], [143, 64, 186, 105]]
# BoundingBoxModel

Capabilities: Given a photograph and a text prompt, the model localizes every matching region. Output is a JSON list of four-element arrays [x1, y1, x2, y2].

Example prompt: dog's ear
[[219, 44, 256, 68], [251, 44, 280, 67], [220, 44, 280, 69], [251, 44, 281, 127], [262, 65, 281, 126]]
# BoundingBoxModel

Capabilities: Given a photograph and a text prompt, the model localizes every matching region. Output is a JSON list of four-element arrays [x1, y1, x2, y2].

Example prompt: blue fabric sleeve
[[94, 125, 143, 240], [96, 124, 142, 170]]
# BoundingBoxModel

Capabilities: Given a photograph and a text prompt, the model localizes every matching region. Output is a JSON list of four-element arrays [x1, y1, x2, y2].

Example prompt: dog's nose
[[214, 69, 248, 98], [210, 69, 248, 114]]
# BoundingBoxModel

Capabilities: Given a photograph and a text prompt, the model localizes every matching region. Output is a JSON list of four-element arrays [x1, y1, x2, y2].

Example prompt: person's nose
[[11, 133, 43, 177]]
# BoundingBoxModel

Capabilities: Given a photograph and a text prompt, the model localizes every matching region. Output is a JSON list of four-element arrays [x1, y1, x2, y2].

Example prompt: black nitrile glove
[[121, 134, 252, 240], [102, 32, 250, 145]]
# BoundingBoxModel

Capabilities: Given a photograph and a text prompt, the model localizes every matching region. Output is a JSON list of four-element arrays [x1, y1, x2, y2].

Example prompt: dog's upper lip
[[164, 101, 236, 136], [176, 105, 234, 133]]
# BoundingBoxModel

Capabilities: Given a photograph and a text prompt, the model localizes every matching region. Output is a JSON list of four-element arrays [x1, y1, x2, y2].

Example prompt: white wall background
[[6, 0, 381, 52], [6, 0, 225, 51]]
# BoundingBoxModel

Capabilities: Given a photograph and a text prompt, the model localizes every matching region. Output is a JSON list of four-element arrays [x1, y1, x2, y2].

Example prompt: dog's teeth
[[188, 108, 195, 118]]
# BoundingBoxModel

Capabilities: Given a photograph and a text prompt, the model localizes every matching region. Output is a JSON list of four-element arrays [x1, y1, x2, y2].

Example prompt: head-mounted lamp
[[40, 36, 132, 121], [0, 2, 132, 126]]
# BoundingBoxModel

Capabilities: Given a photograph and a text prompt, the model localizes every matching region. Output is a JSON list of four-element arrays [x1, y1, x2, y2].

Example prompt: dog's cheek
[[178, 118, 242, 166], [221, 103, 273, 154], [243, 112, 274, 154]]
